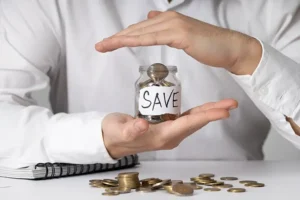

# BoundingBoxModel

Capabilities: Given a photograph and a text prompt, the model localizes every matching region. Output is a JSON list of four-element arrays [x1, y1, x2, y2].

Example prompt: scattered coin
[[195, 179, 216, 185], [89, 172, 265, 196], [105, 187, 120, 192], [220, 177, 238, 181], [245, 183, 265, 187], [191, 177, 212, 182], [204, 188, 221, 192], [163, 185, 175, 194], [199, 173, 215, 178], [171, 180, 183, 184], [102, 191, 120, 196], [227, 188, 246, 193], [151, 179, 171, 189], [89, 179, 102, 184], [188, 184, 203, 190], [213, 184, 233, 189], [136, 187, 155, 193], [118, 188, 131, 194], [205, 181, 224, 186], [102, 179, 118, 187], [239, 180, 257, 184], [172, 184, 194, 196]]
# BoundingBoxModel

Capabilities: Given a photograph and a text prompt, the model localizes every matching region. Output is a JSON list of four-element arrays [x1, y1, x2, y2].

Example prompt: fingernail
[[229, 105, 237, 110]]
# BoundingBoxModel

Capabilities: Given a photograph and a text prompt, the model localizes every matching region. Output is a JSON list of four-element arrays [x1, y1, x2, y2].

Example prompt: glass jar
[[135, 63, 181, 124]]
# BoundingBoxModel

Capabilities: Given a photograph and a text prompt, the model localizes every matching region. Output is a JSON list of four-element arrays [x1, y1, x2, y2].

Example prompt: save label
[[138, 86, 181, 115]]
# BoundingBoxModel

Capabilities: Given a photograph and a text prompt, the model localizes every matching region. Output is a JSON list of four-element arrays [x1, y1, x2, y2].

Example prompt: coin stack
[[89, 172, 265, 196], [118, 172, 140, 189]]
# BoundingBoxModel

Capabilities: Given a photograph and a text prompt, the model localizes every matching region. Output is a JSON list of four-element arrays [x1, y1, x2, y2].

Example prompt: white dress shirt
[[1, 0, 300, 168]]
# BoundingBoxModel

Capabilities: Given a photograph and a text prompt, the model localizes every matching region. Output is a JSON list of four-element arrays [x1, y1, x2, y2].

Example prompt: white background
[[32, 88, 300, 160]]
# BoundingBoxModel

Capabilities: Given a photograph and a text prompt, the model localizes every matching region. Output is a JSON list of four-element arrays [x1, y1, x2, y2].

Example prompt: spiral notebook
[[0, 155, 139, 180]]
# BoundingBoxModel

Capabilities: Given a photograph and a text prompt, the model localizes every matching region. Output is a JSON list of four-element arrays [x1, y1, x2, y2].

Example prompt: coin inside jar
[[147, 63, 169, 82]]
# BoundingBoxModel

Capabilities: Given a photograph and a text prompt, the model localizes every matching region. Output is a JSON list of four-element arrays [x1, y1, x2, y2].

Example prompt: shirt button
[[259, 87, 268, 96]]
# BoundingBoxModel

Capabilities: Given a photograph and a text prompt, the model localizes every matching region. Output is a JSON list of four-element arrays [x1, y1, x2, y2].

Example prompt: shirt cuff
[[43, 112, 117, 164], [230, 39, 300, 125]]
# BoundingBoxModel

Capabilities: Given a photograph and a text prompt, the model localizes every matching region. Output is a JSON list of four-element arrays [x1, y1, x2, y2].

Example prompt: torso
[[49, 0, 271, 160]]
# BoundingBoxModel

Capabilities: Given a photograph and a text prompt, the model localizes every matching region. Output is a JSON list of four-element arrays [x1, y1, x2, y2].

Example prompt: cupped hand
[[102, 99, 237, 159], [95, 11, 261, 75]]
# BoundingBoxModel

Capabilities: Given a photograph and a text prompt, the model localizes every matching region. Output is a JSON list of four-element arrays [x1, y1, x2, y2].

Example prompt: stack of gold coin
[[118, 172, 140, 189]]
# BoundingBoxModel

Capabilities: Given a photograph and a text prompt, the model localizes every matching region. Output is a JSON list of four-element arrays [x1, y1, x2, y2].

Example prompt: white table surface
[[0, 161, 299, 200]]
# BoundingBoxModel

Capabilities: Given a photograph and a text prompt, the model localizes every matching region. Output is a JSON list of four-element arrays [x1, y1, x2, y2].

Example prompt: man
[[0, 0, 300, 168]]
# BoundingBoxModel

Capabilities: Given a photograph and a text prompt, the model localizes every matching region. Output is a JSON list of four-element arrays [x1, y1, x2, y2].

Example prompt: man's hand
[[95, 11, 262, 75], [102, 99, 237, 159]]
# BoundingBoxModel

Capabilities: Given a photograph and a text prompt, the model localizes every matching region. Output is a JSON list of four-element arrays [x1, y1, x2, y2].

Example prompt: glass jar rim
[[139, 65, 177, 73]]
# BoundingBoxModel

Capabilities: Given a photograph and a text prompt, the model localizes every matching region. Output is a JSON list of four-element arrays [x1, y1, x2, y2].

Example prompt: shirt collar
[[153, 0, 186, 11]]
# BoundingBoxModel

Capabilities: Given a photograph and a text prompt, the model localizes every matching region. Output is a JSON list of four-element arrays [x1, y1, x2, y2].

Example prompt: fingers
[[96, 30, 177, 52], [168, 108, 230, 138], [147, 10, 162, 19], [182, 99, 238, 116], [112, 11, 165, 37], [122, 118, 149, 141], [124, 21, 170, 37]]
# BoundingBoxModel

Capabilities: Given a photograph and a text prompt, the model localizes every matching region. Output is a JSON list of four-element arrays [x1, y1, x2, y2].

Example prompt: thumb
[[122, 118, 149, 141], [148, 10, 162, 19]]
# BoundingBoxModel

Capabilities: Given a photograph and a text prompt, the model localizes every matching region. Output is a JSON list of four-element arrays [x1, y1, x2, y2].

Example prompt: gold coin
[[195, 179, 216, 185], [105, 187, 120, 192], [140, 178, 156, 182], [103, 179, 118, 184], [205, 181, 224, 186], [213, 184, 233, 189], [183, 182, 201, 190], [191, 177, 211, 182], [151, 179, 172, 190], [172, 184, 194, 196], [239, 180, 257, 184], [102, 191, 120, 196], [171, 180, 183, 184], [244, 183, 265, 187], [220, 177, 238, 181], [204, 188, 221, 192], [90, 184, 102, 188], [199, 173, 215, 178], [102, 179, 118, 187], [148, 179, 162, 185], [118, 188, 131, 194], [227, 188, 246, 193], [187, 184, 203, 190], [89, 179, 102, 184], [136, 187, 155, 193], [140, 178, 162, 185], [163, 185, 175, 194], [118, 172, 139, 177]]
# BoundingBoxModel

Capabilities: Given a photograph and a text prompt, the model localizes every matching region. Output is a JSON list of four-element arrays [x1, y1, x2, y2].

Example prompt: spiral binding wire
[[34, 154, 138, 179]]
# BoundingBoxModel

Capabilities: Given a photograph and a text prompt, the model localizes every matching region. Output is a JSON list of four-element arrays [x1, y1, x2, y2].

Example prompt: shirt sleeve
[[0, 0, 116, 168], [230, 1, 300, 150]]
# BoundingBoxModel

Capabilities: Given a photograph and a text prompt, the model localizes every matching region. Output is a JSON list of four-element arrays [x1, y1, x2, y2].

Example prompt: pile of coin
[[89, 172, 265, 196]]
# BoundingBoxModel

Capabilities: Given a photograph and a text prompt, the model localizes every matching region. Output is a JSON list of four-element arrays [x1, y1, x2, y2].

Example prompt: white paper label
[[138, 86, 181, 115]]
